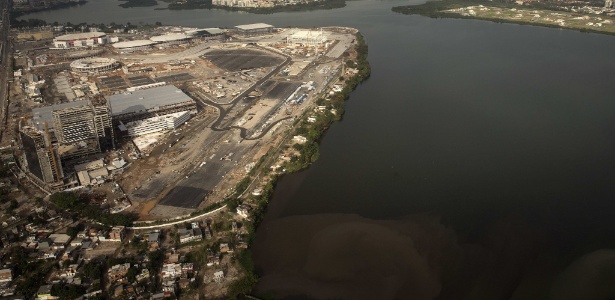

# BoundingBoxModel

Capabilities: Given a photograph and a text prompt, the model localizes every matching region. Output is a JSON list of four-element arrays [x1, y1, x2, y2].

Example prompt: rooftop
[[107, 85, 194, 116], [150, 33, 190, 42], [55, 32, 106, 41], [112, 40, 157, 49], [187, 28, 226, 36], [235, 23, 274, 31]]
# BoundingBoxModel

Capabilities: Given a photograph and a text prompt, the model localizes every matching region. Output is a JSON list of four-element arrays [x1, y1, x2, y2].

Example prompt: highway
[[0, 0, 11, 144]]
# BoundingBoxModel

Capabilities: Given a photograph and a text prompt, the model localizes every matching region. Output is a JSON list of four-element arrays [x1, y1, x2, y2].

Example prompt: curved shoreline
[[392, 1, 615, 37], [227, 31, 371, 298]]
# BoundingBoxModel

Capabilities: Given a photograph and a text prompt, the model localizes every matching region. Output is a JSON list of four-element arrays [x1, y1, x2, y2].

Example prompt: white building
[[213, 271, 224, 283], [122, 111, 191, 137], [287, 30, 327, 46], [52, 32, 109, 49]]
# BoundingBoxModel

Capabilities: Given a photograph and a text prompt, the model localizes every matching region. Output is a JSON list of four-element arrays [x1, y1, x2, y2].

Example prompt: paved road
[[156, 47, 293, 208], [0, 1, 11, 144]]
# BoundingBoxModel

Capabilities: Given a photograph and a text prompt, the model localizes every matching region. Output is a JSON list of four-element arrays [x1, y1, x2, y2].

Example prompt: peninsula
[[393, 0, 615, 36], [0, 6, 370, 297]]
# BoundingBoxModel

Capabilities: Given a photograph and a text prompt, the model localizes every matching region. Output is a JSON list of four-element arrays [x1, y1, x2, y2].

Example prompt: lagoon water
[[23, 1, 615, 298]]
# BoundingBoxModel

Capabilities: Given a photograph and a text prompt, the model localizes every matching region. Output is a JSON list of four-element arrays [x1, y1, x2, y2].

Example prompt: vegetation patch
[[223, 32, 371, 299], [392, 0, 615, 36], [118, 0, 159, 8], [50, 192, 135, 226]]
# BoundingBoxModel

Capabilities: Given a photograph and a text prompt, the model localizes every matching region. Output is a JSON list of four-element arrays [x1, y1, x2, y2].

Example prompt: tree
[[80, 261, 103, 282], [126, 267, 139, 282], [51, 283, 86, 299], [50, 192, 79, 209], [66, 225, 82, 238], [8, 199, 18, 210]]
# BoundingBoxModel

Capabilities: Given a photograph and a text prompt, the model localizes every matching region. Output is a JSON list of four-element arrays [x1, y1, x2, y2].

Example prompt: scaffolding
[[51, 102, 113, 160]]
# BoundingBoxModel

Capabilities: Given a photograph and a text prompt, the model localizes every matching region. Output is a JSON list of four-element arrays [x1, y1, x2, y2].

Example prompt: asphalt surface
[[0, 1, 11, 143], [202, 49, 285, 72], [156, 46, 293, 208]]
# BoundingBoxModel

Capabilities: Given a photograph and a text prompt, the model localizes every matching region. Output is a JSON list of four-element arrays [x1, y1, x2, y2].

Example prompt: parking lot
[[202, 49, 285, 71], [127, 75, 156, 86], [99, 75, 129, 90], [156, 72, 195, 83]]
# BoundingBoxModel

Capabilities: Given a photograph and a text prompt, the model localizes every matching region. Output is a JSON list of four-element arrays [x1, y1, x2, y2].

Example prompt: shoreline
[[164, 0, 346, 14], [392, 0, 615, 37], [226, 32, 371, 298]]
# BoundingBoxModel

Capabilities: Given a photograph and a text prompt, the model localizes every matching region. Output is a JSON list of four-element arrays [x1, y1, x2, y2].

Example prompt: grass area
[[392, 0, 615, 36]]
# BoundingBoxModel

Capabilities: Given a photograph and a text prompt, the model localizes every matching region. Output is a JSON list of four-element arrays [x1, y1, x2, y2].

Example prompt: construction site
[[7, 23, 358, 220]]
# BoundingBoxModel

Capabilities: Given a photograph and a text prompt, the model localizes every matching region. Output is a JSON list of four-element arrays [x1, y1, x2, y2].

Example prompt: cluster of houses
[[161, 262, 195, 294], [0, 202, 252, 299]]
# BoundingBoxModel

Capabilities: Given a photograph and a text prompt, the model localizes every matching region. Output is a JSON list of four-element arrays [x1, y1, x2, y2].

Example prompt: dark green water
[[23, 1, 615, 298]]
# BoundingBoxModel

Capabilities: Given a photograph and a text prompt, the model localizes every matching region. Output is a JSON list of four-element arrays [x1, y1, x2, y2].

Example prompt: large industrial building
[[107, 85, 197, 126], [150, 33, 191, 46], [112, 40, 157, 52], [52, 32, 109, 49], [19, 126, 63, 184], [234, 23, 274, 36]]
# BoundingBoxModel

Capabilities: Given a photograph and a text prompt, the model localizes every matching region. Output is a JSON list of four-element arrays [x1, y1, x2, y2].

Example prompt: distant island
[[118, 0, 159, 8], [159, 0, 345, 13], [392, 0, 615, 36]]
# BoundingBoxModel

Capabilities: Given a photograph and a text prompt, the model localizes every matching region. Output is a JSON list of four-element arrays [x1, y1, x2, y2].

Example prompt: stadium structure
[[70, 57, 119, 74]]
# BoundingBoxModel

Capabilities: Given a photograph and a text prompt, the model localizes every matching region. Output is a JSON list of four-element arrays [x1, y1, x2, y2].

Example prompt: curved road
[[189, 46, 294, 140]]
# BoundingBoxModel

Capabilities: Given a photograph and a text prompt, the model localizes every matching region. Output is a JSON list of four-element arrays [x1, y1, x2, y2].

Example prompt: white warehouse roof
[[113, 40, 157, 49], [150, 33, 190, 42], [186, 28, 226, 36], [235, 23, 274, 31], [55, 32, 106, 41], [108, 85, 194, 116], [204, 28, 226, 35]]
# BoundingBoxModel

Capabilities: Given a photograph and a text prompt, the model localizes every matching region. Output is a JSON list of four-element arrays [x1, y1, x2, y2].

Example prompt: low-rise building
[[178, 228, 202, 244], [0, 269, 12, 283], [108, 263, 131, 282], [214, 270, 225, 283], [148, 232, 160, 250], [109, 226, 125, 242]]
